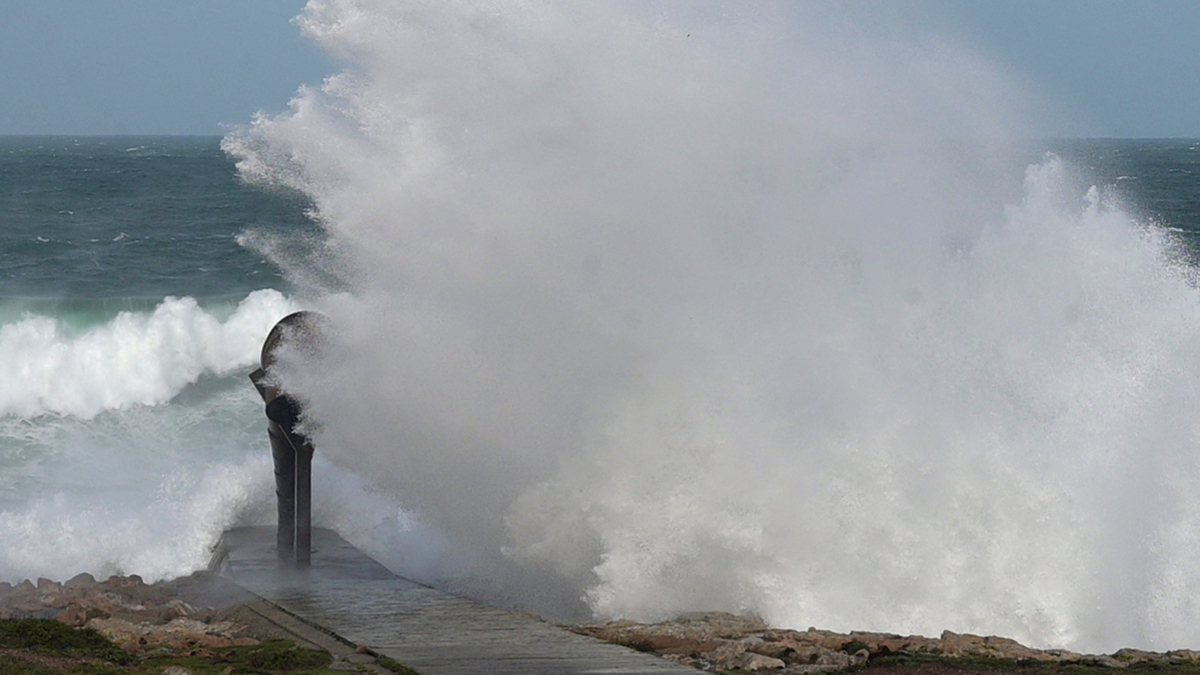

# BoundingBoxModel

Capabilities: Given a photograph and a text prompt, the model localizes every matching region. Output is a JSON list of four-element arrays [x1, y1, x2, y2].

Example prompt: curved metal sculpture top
[[260, 310, 331, 372], [250, 310, 330, 566]]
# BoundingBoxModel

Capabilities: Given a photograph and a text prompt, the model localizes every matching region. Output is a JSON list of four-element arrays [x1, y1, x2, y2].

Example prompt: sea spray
[[0, 290, 302, 581], [0, 290, 296, 418], [226, 0, 1200, 653], [0, 136, 411, 607]]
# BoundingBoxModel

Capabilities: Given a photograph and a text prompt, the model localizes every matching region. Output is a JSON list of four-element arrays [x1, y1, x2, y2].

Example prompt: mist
[[223, 0, 1200, 652]]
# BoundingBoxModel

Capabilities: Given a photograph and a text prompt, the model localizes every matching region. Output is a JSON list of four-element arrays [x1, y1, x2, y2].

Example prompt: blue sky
[[0, 1, 329, 136], [1, 1, 1196, 137], [922, 0, 1200, 138]]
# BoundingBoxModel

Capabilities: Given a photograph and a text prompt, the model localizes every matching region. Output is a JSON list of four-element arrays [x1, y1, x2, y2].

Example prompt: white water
[[223, 0, 1200, 652], [0, 290, 306, 582], [5, 0, 1199, 656], [0, 290, 295, 419]]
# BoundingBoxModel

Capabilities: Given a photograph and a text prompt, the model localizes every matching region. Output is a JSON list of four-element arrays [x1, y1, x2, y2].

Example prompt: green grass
[[715, 652, 1200, 675], [849, 653, 1200, 675], [0, 619, 129, 665], [0, 620, 353, 675], [225, 638, 334, 671]]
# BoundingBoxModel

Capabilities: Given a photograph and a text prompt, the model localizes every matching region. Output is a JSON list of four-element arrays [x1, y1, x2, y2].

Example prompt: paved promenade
[[210, 526, 694, 675]]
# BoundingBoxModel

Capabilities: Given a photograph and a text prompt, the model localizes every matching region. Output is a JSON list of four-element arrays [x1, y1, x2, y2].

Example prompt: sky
[[920, 0, 1200, 138], [0, 1, 330, 136], [0, 1, 1197, 138]]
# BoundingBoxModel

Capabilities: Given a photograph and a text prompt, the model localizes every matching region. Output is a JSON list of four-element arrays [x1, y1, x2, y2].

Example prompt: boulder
[[64, 572, 98, 589], [732, 652, 786, 671], [1113, 648, 1163, 664], [705, 640, 750, 670], [85, 617, 259, 654], [56, 603, 110, 627]]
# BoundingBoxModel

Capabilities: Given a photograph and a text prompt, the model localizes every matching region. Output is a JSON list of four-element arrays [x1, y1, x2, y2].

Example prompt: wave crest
[[0, 290, 299, 418]]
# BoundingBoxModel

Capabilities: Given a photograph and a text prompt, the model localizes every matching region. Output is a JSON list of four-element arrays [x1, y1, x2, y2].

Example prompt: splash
[[0, 290, 296, 418], [225, 0, 1200, 652], [0, 289, 304, 582]]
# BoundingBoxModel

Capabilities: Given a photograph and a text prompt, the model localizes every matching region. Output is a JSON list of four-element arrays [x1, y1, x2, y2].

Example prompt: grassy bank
[[848, 653, 1200, 675], [0, 618, 391, 675]]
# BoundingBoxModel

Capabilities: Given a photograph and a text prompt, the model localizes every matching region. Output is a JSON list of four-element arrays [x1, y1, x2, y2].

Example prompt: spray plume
[[224, 0, 1200, 652]]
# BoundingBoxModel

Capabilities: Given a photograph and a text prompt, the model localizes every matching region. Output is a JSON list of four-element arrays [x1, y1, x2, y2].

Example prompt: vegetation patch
[[0, 621, 352, 675], [224, 638, 333, 671], [0, 619, 129, 665], [854, 653, 1200, 675]]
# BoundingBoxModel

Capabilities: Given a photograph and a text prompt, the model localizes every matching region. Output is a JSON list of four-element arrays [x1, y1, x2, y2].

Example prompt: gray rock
[[734, 652, 786, 670], [65, 572, 98, 589]]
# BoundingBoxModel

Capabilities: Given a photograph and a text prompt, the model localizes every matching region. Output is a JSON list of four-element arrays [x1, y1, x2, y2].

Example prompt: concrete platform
[[210, 526, 694, 675]]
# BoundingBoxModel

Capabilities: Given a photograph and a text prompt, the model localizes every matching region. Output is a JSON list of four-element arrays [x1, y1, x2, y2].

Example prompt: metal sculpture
[[249, 311, 328, 565]]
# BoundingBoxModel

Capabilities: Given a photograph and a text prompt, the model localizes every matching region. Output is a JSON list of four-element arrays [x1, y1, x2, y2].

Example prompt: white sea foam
[[0, 453, 272, 584], [0, 289, 312, 583], [0, 400, 408, 585], [223, 0, 1200, 652], [0, 289, 298, 419]]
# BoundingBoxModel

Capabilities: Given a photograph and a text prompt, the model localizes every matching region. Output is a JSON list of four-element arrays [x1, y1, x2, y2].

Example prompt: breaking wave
[[223, 0, 1200, 652]]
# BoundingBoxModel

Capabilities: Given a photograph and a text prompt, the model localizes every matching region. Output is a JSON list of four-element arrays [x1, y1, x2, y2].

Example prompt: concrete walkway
[[210, 526, 694, 675]]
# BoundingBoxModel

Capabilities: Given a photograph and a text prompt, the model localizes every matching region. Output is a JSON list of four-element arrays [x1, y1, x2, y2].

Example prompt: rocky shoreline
[[0, 573, 266, 656], [569, 613, 1200, 673], [0, 571, 398, 673], [4, 573, 1200, 673]]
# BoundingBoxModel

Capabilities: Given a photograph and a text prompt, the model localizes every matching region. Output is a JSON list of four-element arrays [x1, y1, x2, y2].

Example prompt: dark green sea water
[[1052, 138, 1200, 239], [3, 137, 1198, 305], [0, 136, 315, 588], [0, 136, 316, 303]]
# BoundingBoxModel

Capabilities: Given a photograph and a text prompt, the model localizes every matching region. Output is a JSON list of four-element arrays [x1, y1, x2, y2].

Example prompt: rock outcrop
[[569, 612, 1200, 672], [10, 574, 1200, 672], [0, 572, 259, 656]]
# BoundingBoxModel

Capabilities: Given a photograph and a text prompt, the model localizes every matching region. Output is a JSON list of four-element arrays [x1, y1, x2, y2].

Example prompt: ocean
[[0, 136, 304, 579], [6, 1, 1200, 656]]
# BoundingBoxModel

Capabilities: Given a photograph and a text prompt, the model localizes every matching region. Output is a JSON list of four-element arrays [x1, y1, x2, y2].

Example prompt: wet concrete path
[[210, 526, 694, 675]]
